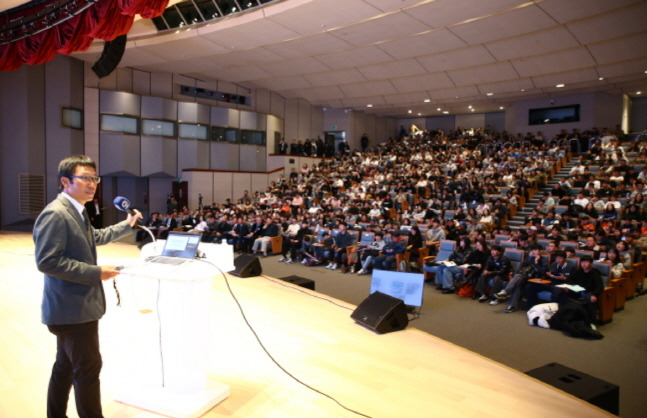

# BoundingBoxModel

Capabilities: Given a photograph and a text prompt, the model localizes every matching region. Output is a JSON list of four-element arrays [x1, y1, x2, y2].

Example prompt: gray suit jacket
[[34, 194, 133, 325]]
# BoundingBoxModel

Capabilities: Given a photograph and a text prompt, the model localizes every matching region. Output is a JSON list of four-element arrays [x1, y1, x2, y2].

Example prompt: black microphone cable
[[197, 258, 373, 418]]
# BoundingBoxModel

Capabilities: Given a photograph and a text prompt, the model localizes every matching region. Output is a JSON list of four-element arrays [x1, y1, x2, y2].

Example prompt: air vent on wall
[[180, 85, 250, 106], [19, 173, 45, 214]]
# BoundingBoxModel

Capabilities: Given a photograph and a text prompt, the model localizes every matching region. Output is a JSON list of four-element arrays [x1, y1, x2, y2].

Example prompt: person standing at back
[[33, 155, 141, 418]]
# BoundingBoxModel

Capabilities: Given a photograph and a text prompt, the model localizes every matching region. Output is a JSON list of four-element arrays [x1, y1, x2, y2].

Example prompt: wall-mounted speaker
[[351, 291, 408, 334], [91, 35, 127, 78]]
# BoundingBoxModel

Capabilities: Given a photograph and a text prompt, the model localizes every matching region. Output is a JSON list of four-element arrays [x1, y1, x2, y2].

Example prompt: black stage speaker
[[92, 35, 127, 78], [229, 254, 262, 278], [351, 291, 408, 334], [526, 363, 619, 415], [279, 275, 315, 290]]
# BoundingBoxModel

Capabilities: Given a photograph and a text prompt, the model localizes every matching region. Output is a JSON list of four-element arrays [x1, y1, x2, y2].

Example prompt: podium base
[[115, 380, 230, 418]]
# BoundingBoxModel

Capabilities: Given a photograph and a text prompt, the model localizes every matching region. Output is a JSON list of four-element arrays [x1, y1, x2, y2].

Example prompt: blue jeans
[[423, 264, 447, 286]]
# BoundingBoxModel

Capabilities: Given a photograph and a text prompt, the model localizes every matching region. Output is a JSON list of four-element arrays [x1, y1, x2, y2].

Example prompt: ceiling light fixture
[[408, 110, 412, 114], [598, 77, 604, 81], [424, 99, 430, 103], [486, 92, 493, 96], [437, 108, 441, 111], [637, 91, 643, 95], [367, 104, 373, 108], [443, 111, 449, 114], [556, 83, 565, 88]]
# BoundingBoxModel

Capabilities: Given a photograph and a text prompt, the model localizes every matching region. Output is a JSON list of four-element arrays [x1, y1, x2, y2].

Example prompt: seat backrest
[[443, 210, 455, 220], [500, 240, 518, 249], [560, 241, 579, 250], [537, 239, 552, 249], [359, 232, 375, 246], [494, 234, 509, 244], [504, 248, 525, 272], [592, 261, 611, 287], [316, 228, 329, 243], [574, 249, 594, 259], [435, 240, 456, 262]]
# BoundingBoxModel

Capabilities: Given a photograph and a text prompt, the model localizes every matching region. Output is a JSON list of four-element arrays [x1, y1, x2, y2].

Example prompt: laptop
[[149, 231, 201, 265]]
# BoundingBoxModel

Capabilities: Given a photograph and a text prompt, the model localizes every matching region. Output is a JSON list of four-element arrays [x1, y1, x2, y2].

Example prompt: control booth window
[[100, 114, 139, 134], [211, 126, 240, 143], [241, 129, 266, 145], [529, 105, 580, 125], [142, 119, 176, 137], [62, 107, 83, 129], [178, 123, 208, 140]]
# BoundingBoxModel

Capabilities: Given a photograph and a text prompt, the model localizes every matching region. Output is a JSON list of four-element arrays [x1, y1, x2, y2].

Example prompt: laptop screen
[[161, 231, 201, 259]]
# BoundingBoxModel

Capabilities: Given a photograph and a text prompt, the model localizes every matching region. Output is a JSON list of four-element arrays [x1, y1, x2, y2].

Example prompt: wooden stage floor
[[0, 231, 613, 417]]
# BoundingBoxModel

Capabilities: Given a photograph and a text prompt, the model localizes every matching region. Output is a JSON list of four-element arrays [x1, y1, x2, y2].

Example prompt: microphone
[[114, 196, 155, 243], [113, 196, 136, 216]]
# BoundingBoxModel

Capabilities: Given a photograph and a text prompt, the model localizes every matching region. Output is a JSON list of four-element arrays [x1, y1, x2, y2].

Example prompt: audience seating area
[[140, 126, 646, 326]]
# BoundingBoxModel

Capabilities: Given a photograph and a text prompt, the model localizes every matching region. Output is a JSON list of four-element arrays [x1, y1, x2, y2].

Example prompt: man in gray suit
[[33, 155, 141, 418]]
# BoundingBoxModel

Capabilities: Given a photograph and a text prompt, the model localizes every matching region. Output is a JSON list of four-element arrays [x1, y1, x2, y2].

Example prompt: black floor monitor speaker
[[351, 291, 408, 334], [279, 275, 315, 290], [526, 363, 619, 415], [229, 254, 262, 278], [92, 35, 127, 78]]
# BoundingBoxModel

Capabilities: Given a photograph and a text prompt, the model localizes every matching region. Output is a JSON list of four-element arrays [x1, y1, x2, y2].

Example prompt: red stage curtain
[[0, 0, 169, 71]]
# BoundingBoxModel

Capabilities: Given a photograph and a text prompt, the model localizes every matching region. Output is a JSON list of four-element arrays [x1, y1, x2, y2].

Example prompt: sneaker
[[478, 294, 489, 303], [286, 259, 294, 264], [326, 262, 333, 269], [495, 290, 508, 300], [301, 258, 309, 264], [504, 306, 517, 313], [357, 269, 365, 275], [350, 266, 356, 274], [331, 263, 338, 269], [278, 257, 287, 262], [442, 288, 455, 294], [489, 299, 500, 306]]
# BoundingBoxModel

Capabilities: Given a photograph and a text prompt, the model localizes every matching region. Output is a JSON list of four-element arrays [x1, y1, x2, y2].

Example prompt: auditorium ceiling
[[14, 0, 647, 118]]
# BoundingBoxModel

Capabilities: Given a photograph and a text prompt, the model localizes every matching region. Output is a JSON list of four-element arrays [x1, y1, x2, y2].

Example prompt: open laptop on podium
[[148, 231, 201, 265]]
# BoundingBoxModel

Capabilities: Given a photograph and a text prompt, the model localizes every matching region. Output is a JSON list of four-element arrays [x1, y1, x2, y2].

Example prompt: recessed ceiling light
[[556, 83, 565, 88], [408, 110, 412, 114], [499, 106, 504, 110], [442, 111, 449, 114], [637, 91, 643, 95], [437, 108, 441, 111], [424, 99, 431, 103], [470, 108, 475, 112], [417, 113, 421, 116], [366, 104, 373, 108], [486, 92, 494, 96], [598, 77, 604, 81], [521, 89, 525, 92], [468, 105, 473, 109]]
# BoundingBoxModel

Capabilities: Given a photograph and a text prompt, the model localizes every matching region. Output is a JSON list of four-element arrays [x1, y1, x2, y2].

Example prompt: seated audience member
[[136, 212, 161, 242], [157, 212, 177, 239], [425, 218, 446, 254], [280, 220, 312, 264], [424, 236, 471, 294], [251, 218, 279, 257], [356, 232, 386, 275], [495, 244, 547, 312], [313, 231, 334, 264], [524, 250, 574, 308], [278, 218, 301, 262], [442, 238, 489, 289], [554, 255, 604, 324], [372, 231, 406, 270], [326, 223, 354, 271], [604, 247, 626, 280], [475, 244, 512, 303], [228, 217, 250, 250]]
